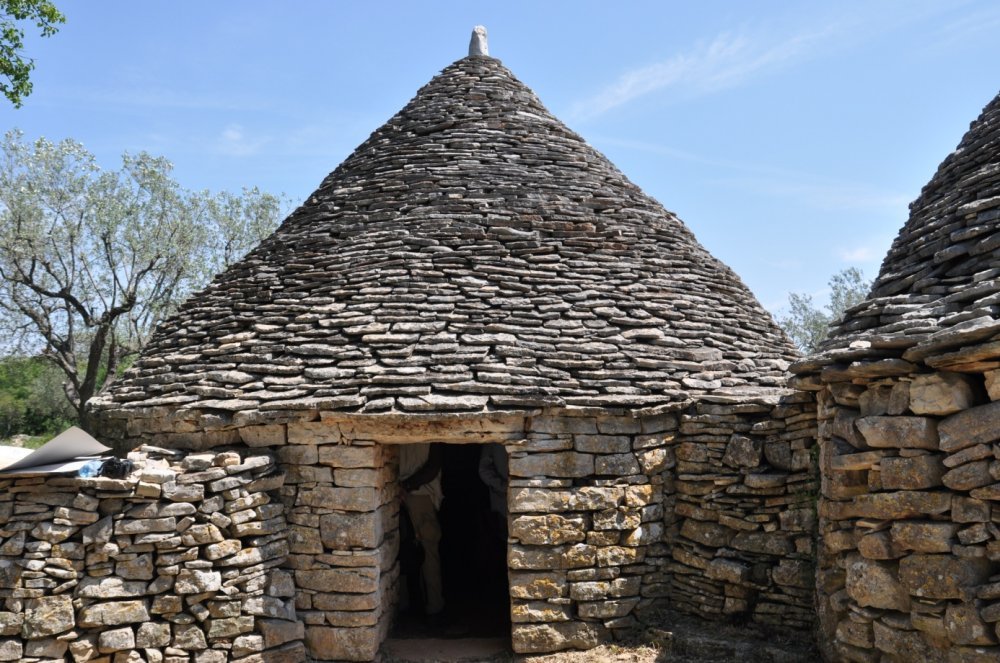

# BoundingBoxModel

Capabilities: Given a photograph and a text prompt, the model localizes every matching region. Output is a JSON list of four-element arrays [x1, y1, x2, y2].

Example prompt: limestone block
[[78, 600, 150, 627], [509, 452, 594, 478], [509, 544, 596, 570], [596, 545, 644, 566], [577, 597, 640, 619], [24, 638, 68, 659], [319, 444, 384, 469], [204, 539, 242, 560], [509, 571, 566, 599], [207, 615, 254, 639], [233, 634, 265, 657], [593, 508, 641, 532], [858, 531, 902, 560], [192, 651, 226, 663], [511, 621, 610, 654], [175, 569, 222, 594], [680, 520, 734, 548], [890, 521, 960, 553], [288, 422, 340, 445], [845, 555, 910, 610], [304, 625, 378, 662], [297, 486, 378, 511], [945, 443, 994, 468], [985, 370, 1000, 401], [856, 416, 939, 449], [595, 453, 640, 475], [320, 511, 382, 549], [161, 482, 204, 502], [240, 424, 287, 446], [943, 461, 994, 491], [831, 409, 865, 447], [945, 602, 997, 645], [939, 402, 1000, 452], [845, 491, 952, 519], [295, 568, 378, 593], [954, 497, 991, 523], [30, 520, 78, 543], [574, 434, 631, 453], [705, 558, 749, 584], [880, 455, 945, 490], [0, 640, 21, 662], [899, 554, 992, 599], [837, 618, 874, 648], [637, 447, 670, 473], [116, 553, 153, 580], [731, 531, 793, 555], [622, 522, 663, 546], [509, 486, 623, 513], [910, 373, 978, 415], [98, 627, 135, 653], [311, 593, 378, 611], [722, 435, 762, 468], [911, 610, 950, 645], [0, 613, 20, 637], [532, 416, 598, 435], [172, 623, 208, 650], [510, 514, 586, 545], [22, 595, 74, 638], [872, 621, 946, 662], [136, 622, 171, 648], [511, 601, 571, 623], [595, 417, 642, 435], [859, 384, 893, 416], [288, 525, 324, 554]]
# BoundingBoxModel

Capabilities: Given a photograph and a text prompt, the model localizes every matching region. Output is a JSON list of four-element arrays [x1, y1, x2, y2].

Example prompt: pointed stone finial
[[469, 25, 489, 57]]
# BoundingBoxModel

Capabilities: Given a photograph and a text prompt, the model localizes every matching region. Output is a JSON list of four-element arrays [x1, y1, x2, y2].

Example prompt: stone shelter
[[792, 90, 1000, 662], [11, 30, 822, 662]]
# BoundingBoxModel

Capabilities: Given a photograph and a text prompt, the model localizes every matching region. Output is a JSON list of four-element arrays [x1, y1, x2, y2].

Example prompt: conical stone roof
[[93, 53, 797, 420], [797, 90, 1000, 369]]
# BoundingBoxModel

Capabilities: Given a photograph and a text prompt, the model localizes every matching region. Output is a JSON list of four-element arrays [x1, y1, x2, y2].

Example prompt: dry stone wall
[[0, 448, 300, 663], [506, 400, 816, 653], [507, 410, 676, 653], [119, 405, 817, 658], [796, 335, 1000, 662], [669, 394, 817, 629]]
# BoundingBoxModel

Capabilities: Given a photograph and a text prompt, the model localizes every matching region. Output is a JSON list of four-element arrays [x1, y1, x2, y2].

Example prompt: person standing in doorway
[[478, 443, 508, 538], [399, 443, 445, 622]]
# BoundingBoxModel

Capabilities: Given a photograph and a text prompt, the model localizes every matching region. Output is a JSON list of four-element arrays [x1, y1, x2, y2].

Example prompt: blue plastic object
[[77, 459, 104, 478]]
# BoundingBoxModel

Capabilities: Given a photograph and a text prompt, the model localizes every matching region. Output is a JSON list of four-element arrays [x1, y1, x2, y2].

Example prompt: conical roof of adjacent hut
[[92, 42, 797, 421], [795, 90, 1000, 372]]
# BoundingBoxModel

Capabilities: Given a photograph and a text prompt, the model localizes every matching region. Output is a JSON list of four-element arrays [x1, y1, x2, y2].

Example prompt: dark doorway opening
[[393, 443, 510, 640]]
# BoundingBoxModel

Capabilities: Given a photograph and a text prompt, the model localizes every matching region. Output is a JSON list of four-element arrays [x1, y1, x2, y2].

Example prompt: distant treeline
[[0, 355, 77, 439]]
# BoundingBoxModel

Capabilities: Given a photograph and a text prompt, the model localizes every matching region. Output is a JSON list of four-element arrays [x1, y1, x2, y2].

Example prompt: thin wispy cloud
[[216, 124, 268, 157], [838, 246, 878, 262], [596, 136, 911, 213], [935, 4, 1000, 46], [570, 28, 830, 121], [570, 1, 966, 122], [718, 177, 911, 212]]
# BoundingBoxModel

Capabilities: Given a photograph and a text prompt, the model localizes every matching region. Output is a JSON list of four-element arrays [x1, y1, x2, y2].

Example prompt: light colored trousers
[[402, 492, 444, 615]]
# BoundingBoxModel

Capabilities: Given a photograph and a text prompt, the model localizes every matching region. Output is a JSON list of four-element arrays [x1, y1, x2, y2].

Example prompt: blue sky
[[5, 1, 999, 315]]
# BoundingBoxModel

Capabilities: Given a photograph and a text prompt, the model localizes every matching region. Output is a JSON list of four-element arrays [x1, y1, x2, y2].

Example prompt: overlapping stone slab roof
[[794, 90, 1000, 375], [92, 54, 796, 420]]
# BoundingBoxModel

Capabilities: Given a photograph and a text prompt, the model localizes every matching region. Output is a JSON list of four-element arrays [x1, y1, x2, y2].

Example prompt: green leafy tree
[[0, 355, 73, 437], [1, 0, 65, 107], [778, 267, 871, 353], [0, 130, 283, 430]]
